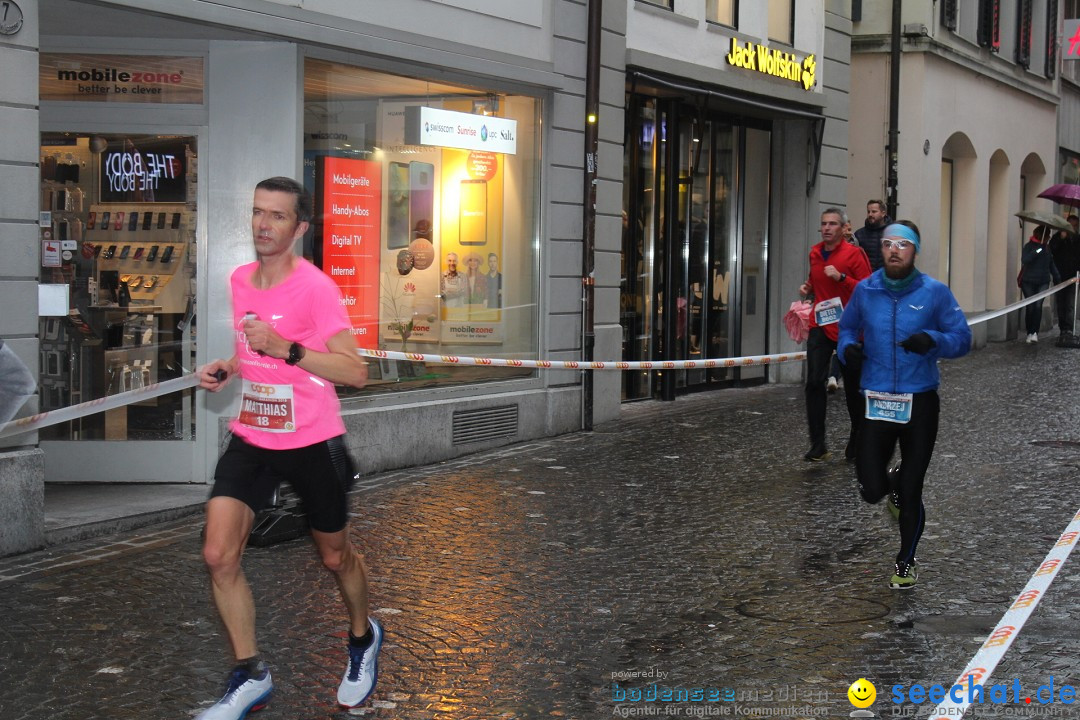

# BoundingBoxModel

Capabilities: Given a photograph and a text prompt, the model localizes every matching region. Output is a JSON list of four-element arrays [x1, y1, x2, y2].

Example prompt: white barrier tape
[[357, 348, 807, 371], [926, 507, 1080, 718], [965, 277, 1077, 327], [1, 276, 1072, 440], [0, 374, 202, 440]]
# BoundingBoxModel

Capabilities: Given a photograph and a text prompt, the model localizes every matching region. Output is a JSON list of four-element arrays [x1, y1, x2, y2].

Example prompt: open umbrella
[[1014, 209, 1073, 234], [1037, 183, 1080, 207]]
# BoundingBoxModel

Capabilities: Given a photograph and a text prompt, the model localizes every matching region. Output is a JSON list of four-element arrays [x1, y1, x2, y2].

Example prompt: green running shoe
[[890, 560, 918, 590], [887, 491, 901, 520]]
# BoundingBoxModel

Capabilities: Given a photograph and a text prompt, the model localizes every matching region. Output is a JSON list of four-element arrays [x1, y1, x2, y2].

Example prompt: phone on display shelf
[[87, 211, 97, 228], [458, 179, 487, 246], [160, 246, 174, 263], [133, 247, 145, 260], [103, 245, 117, 259], [142, 212, 153, 230], [146, 245, 159, 262], [94, 244, 104, 257], [128, 212, 139, 231], [171, 213, 181, 229], [119, 245, 131, 259], [386, 161, 410, 249], [100, 212, 111, 230], [409, 161, 434, 242], [157, 212, 166, 229], [114, 212, 125, 231]]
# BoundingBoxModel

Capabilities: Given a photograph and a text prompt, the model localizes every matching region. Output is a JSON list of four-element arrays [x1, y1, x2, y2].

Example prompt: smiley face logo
[[848, 678, 876, 708]]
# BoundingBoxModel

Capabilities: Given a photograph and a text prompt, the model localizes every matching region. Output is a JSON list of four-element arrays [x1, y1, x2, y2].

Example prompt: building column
[[0, 0, 45, 555]]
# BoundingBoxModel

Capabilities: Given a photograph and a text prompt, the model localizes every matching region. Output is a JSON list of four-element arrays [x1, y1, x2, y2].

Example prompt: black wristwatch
[[839, 273, 847, 283], [285, 342, 305, 366]]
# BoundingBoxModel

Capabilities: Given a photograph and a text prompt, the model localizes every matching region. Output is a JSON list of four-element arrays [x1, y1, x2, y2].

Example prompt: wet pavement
[[2, 337, 1080, 719]]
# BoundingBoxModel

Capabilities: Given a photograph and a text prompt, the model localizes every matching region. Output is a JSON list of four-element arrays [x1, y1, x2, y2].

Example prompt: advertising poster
[[376, 101, 443, 347], [438, 148, 504, 345], [315, 156, 382, 349]]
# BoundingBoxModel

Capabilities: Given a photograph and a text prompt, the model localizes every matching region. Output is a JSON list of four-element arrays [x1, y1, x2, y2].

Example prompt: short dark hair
[[867, 199, 886, 210], [255, 176, 313, 224], [896, 219, 921, 241], [1068, 214, 1079, 223]]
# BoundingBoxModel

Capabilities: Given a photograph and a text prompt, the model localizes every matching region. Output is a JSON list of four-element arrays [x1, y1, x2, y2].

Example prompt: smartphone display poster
[[316, 156, 383, 349], [386, 162, 410, 249], [376, 156, 442, 348], [438, 148, 504, 344]]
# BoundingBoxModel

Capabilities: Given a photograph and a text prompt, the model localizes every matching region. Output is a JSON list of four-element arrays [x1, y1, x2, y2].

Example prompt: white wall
[[899, 53, 1057, 315]]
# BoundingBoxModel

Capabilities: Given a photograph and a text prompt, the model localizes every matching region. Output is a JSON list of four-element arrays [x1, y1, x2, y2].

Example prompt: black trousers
[[856, 390, 940, 564], [804, 327, 862, 448], [1022, 280, 1049, 335], [1055, 285, 1076, 334]]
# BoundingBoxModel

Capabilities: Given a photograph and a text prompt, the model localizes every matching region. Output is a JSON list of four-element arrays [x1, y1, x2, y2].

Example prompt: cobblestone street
[[2, 339, 1080, 719]]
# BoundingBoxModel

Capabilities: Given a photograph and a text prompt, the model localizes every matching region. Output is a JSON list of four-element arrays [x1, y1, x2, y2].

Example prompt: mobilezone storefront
[[10, 1, 594, 515]]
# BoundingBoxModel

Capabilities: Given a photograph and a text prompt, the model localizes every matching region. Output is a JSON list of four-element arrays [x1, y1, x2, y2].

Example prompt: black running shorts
[[211, 434, 355, 533]]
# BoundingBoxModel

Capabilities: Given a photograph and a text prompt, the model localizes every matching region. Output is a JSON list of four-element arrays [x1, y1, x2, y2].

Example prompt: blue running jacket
[[837, 270, 972, 393]]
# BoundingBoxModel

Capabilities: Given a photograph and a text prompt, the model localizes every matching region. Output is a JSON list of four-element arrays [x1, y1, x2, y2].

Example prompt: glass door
[[621, 97, 659, 400], [737, 127, 771, 382], [705, 121, 737, 384], [38, 130, 201, 482]]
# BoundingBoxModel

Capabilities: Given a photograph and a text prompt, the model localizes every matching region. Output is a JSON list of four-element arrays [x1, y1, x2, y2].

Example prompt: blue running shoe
[[337, 617, 384, 707], [196, 663, 272, 720]]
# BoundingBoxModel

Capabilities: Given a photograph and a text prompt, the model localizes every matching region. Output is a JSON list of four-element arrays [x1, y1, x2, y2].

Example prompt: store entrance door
[[620, 96, 771, 400], [37, 129, 202, 483]]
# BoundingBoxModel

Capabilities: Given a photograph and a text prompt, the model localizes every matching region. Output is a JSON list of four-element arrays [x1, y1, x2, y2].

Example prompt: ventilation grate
[[452, 405, 518, 445]]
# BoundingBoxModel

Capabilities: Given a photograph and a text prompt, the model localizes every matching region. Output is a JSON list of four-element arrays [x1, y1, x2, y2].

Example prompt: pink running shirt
[[229, 259, 353, 450]]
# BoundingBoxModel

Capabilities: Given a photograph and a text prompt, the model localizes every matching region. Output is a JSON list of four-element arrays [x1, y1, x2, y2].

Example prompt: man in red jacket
[[798, 207, 872, 461]]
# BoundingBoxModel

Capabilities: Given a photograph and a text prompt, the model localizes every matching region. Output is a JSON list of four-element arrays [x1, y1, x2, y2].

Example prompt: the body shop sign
[[315, 157, 382, 349], [40, 54, 204, 103], [405, 106, 517, 155], [99, 137, 187, 203]]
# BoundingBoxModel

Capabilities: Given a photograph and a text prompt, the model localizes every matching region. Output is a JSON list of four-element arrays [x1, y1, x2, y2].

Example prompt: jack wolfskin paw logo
[[802, 55, 817, 90]]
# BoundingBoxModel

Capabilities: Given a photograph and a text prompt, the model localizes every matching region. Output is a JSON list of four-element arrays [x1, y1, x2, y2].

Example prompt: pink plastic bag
[[784, 300, 812, 344]]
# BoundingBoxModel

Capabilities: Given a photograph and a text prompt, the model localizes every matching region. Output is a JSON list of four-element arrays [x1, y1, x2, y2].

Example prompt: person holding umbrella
[[1049, 214, 1080, 344], [1019, 224, 1061, 344]]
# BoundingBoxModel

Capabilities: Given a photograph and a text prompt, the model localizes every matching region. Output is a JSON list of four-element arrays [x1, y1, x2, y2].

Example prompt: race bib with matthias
[[237, 379, 296, 433]]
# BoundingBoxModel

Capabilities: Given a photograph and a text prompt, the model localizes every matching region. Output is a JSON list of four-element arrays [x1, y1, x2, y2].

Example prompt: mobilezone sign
[[405, 106, 517, 155]]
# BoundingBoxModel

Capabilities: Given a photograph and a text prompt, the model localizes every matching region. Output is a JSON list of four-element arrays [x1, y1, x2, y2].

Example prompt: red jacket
[[805, 240, 872, 341]]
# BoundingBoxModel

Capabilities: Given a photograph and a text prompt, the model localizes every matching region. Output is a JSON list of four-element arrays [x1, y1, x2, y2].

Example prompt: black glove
[[899, 332, 935, 355], [843, 342, 864, 365]]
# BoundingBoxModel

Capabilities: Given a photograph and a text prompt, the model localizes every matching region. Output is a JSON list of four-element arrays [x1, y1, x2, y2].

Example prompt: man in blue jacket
[[838, 221, 971, 590]]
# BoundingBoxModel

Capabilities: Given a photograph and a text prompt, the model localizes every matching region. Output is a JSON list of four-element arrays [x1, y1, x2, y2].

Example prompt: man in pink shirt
[[197, 177, 378, 719]]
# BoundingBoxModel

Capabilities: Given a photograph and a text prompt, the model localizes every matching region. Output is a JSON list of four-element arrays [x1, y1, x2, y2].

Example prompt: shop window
[[707, 0, 737, 28], [303, 58, 540, 396], [1046, 0, 1059, 78], [768, 0, 794, 46], [38, 133, 198, 441], [637, 0, 673, 8]]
